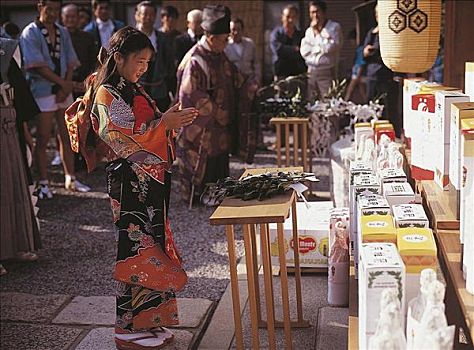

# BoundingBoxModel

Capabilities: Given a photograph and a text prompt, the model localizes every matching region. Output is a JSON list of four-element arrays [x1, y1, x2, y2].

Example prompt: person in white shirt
[[224, 18, 261, 85], [300, 0, 342, 98]]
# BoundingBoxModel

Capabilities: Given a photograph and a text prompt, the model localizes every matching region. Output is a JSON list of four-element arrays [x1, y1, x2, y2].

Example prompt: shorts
[[35, 94, 74, 113]]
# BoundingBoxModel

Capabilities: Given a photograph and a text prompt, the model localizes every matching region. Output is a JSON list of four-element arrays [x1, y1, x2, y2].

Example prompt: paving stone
[[52, 296, 115, 326], [75, 327, 194, 350], [174, 298, 213, 328], [315, 306, 349, 350], [0, 292, 70, 323], [0, 323, 83, 350]]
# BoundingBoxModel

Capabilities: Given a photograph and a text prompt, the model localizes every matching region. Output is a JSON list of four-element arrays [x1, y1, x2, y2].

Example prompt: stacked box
[[402, 78, 428, 145], [433, 91, 470, 189], [328, 208, 350, 306], [359, 243, 405, 349], [349, 161, 373, 256], [466, 62, 474, 101], [383, 182, 416, 207], [269, 201, 333, 268], [360, 215, 397, 244], [397, 228, 437, 309], [379, 168, 407, 184], [357, 194, 391, 217], [449, 103, 474, 218], [352, 174, 380, 277], [392, 204, 429, 228], [460, 118, 474, 293], [374, 123, 395, 145]]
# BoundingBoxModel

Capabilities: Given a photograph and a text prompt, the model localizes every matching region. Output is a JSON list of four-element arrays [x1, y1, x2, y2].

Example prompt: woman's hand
[[162, 103, 198, 130]]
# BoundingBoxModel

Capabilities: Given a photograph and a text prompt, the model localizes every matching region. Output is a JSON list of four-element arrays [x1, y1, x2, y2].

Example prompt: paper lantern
[[378, 0, 441, 73]]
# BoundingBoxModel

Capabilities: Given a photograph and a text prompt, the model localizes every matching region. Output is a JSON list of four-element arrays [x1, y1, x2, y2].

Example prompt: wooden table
[[435, 230, 474, 347], [270, 117, 311, 172], [209, 167, 310, 350]]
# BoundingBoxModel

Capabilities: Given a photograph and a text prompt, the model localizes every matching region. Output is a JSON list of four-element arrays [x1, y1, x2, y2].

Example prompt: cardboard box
[[359, 243, 405, 349], [397, 228, 437, 307], [466, 62, 474, 101], [374, 123, 395, 145], [449, 102, 474, 190], [379, 168, 407, 184], [392, 204, 429, 228], [360, 214, 397, 244], [383, 182, 416, 207], [269, 201, 333, 268], [403, 78, 428, 141], [351, 174, 380, 272], [358, 194, 391, 217], [434, 91, 470, 189], [460, 118, 474, 292]]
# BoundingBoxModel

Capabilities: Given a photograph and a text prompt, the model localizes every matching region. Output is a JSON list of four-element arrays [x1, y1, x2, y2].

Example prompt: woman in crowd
[[77, 26, 197, 349]]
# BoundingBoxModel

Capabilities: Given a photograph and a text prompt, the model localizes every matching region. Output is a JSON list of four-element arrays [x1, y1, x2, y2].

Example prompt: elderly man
[[270, 5, 306, 80], [224, 18, 261, 85], [300, 0, 342, 98], [135, 1, 172, 111], [176, 5, 256, 205], [84, 0, 124, 50], [175, 9, 203, 66], [61, 4, 97, 97]]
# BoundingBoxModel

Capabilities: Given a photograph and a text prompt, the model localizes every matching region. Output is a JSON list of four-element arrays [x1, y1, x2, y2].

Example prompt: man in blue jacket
[[84, 0, 124, 51]]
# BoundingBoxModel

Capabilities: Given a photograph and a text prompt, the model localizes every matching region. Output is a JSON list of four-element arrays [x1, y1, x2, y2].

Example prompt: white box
[[449, 102, 474, 190], [359, 243, 406, 349], [383, 182, 416, 207], [403, 78, 427, 139], [466, 62, 474, 101], [379, 168, 407, 184], [269, 201, 333, 268], [392, 204, 429, 228], [460, 119, 474, 293], [434, 91, 470, 189]]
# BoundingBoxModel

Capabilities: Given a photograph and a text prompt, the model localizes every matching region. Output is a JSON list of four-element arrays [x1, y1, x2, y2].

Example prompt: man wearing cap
[[176, 5, 256, 205]]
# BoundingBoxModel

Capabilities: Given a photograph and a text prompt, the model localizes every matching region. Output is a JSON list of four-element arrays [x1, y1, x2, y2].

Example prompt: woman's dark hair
[[231, 17, 244, 29], [86, 26, 154, 97]]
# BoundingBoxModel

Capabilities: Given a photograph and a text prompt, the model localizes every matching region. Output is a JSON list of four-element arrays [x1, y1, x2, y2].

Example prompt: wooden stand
[[270, 117, 311, 172], [209, 168, 310, 350]]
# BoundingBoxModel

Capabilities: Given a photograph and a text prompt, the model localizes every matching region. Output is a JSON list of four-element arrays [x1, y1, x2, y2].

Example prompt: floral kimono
[[91, 74, 187, 331]]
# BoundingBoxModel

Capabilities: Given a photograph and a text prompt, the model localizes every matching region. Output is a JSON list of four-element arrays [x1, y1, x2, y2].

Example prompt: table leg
[[243, 224, 260, 349], [285, 123, 290, 167], [293, 123, 299, 167], [225, 225, 244, 350], [302, 122, 308, 172], [277, 223, 293, 349], [260, 224, 277, 349], [250, 224, 262, 323], [276, 124, 282, 168], [291, 200, 304, 322]]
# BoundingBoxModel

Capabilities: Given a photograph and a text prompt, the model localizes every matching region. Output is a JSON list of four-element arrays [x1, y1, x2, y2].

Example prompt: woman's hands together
[[162, 103, 198, 130]]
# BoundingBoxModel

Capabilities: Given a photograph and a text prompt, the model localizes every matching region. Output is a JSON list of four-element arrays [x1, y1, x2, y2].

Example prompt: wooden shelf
[[420, 180, 460, 230], [435, 230, 474, 344]]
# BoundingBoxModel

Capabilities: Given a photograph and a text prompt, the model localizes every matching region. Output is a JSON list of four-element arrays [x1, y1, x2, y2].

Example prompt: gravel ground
[[0, 136, 330, 302]]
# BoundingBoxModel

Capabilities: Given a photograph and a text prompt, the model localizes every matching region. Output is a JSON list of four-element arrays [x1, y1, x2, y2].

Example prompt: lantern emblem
[[389, 10, 407, 33], [409, 10, 428, 33], [388, 0, 428, 34]]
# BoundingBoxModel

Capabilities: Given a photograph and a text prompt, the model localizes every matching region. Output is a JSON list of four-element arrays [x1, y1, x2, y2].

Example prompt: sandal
[[0, 264, 7, 276], [150, 327, 174, 343], [15, 252, 38, 262], [115, 332, 167, 350]]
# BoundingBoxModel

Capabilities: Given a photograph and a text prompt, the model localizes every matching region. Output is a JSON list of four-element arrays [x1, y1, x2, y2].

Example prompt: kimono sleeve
[[62, 28, 80, 70], [20, 24, 49, 70], [92, 86, 168, 161]]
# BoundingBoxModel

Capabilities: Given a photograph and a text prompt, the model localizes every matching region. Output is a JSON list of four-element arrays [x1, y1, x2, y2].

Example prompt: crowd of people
[[1, 0, 404, 348]]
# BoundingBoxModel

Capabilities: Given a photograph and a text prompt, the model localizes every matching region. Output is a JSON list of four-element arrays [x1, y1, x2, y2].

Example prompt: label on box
[[397, 228, 437, 273], [392, 204, 429, 228]]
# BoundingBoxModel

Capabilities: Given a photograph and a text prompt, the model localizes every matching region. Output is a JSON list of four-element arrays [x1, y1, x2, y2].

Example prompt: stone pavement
[[0, 293, 213, 350]]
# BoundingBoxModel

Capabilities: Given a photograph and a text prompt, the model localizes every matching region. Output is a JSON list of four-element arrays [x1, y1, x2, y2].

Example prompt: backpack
[[64, 82, 113, 173]]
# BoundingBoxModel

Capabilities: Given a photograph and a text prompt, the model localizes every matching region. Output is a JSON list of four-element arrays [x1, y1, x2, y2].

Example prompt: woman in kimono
[[85, 27, 198, 349]]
